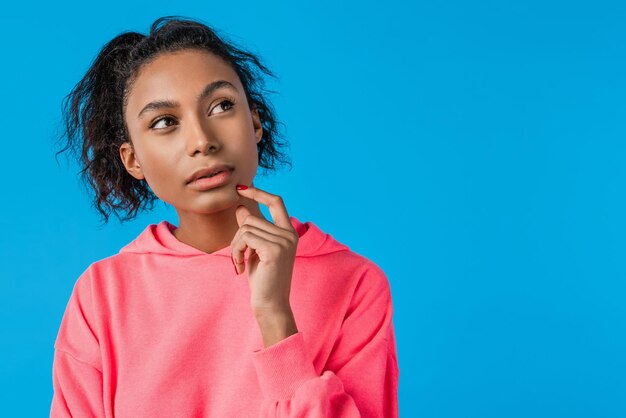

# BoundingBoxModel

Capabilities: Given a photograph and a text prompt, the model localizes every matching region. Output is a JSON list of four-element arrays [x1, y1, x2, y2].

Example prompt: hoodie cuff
[[252, 331, 318, 400]]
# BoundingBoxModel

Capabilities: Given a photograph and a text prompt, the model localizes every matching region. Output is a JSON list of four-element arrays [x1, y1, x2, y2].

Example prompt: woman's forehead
[[127, 50, 240, 108]]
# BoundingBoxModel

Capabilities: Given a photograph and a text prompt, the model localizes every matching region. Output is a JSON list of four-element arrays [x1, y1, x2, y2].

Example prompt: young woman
[[50, 15, 399, 417]]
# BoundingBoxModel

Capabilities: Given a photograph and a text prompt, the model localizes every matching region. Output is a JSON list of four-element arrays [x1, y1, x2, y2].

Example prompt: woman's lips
[[186, 169, 233, 190]]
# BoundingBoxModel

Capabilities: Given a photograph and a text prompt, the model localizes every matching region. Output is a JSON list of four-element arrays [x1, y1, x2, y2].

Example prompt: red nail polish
[[236, 184, 248, 190]]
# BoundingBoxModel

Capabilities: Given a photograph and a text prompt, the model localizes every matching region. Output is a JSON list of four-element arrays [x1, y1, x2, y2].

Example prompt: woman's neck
[[173, 199, 266, 254]]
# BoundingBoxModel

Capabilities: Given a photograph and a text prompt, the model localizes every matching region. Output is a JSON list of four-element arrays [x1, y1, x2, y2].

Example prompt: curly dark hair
[[53, 15, 291, 226]]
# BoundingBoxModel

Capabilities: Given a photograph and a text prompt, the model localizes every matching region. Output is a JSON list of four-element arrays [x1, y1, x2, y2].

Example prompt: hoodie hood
[[119, 216, 350, 258]]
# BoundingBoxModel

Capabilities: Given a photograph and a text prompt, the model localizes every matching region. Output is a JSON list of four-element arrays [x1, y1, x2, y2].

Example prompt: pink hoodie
[[50, 216, 399, 417]]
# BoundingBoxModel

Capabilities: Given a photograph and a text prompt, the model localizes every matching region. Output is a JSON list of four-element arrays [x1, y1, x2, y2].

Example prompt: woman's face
[[120, 48, 263, 214]]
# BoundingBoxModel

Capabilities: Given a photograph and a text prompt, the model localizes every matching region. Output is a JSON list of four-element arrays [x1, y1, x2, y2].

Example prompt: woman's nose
[[185, 117, 220, 155]]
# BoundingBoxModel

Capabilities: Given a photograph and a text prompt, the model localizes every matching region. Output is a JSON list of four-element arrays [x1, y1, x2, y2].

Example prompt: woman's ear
[[119, 141, 145, 180], [251, 105, 263, 144]]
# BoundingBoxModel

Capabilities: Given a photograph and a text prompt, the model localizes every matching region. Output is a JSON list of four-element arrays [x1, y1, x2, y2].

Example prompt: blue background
[[1, 1, 625, 416]]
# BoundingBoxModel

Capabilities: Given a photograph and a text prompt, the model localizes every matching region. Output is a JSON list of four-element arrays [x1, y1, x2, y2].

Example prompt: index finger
[[235, 184, 294, 231]]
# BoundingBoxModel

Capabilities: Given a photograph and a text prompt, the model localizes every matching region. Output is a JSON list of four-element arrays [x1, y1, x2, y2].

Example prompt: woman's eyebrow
[[137, 80, 239, 119]]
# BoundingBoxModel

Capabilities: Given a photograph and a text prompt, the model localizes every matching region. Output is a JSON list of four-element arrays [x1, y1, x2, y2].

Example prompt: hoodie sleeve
[[251, 262, 400, 417], [50, 269, 105, 417]]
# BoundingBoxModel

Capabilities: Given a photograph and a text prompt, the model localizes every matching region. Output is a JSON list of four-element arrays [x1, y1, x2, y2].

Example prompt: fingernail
[[231, 255, 238, 275], [236, 184, 248, 190]]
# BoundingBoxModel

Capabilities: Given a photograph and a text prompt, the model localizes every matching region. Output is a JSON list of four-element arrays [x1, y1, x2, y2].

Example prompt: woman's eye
[[210, 98, 236, 115], [150, 116, 176, 130], [149, 98, 236, 130]]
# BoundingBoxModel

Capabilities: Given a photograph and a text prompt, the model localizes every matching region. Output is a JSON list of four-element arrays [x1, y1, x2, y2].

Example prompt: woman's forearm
[[255, 306, 299, 348]]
